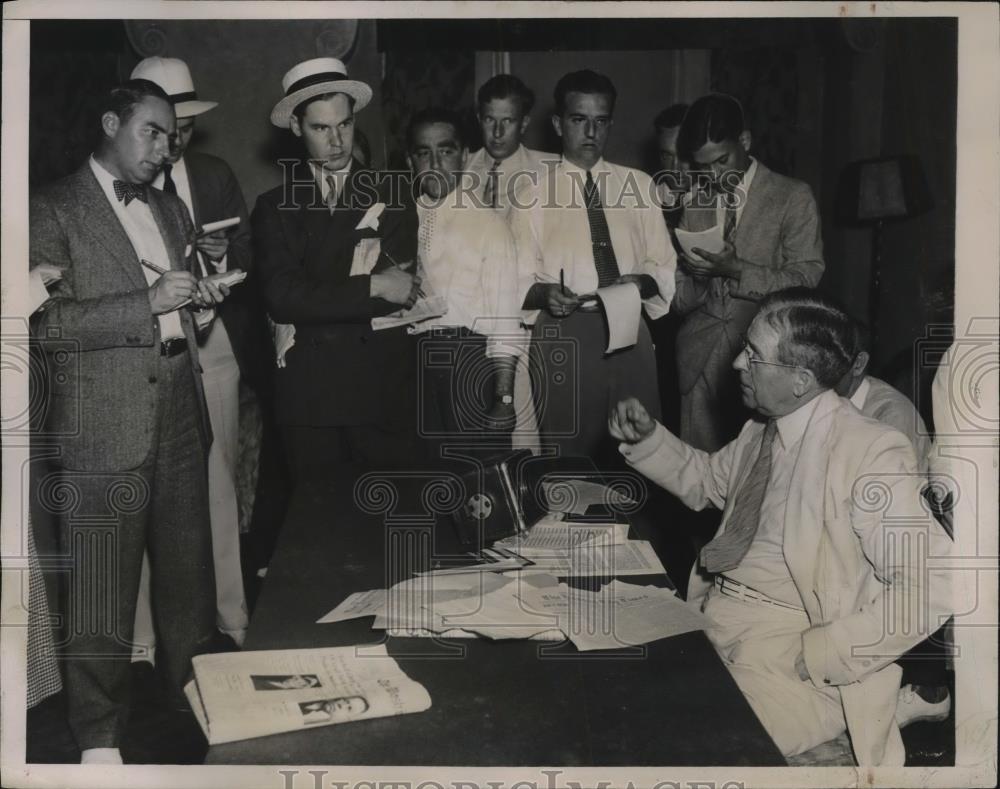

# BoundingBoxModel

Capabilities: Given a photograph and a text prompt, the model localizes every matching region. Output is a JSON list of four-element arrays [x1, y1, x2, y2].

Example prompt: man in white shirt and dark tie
[[516, 69, 676, 466], [405, 107, 525, 449]]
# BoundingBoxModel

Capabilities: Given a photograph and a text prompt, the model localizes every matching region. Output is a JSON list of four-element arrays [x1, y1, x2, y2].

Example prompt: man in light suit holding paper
[[30, 78, 229, 763]]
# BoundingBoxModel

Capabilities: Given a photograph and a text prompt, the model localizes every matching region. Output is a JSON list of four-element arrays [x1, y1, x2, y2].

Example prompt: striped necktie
[[484, 158, 501, 208], [325, 174, 339, 214], [722, 192, 738, 244], [700, 419, 778, 573], [584, 171, 621, 288]]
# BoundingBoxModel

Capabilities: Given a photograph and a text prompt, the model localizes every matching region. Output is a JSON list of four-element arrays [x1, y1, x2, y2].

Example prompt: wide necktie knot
[[700, 418, 778, 574], [113, 180, 147, 206], [583, 171, 621, 288]]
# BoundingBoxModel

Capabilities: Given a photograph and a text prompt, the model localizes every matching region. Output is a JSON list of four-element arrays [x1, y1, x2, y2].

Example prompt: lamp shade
[[836, 154, 934, 224]]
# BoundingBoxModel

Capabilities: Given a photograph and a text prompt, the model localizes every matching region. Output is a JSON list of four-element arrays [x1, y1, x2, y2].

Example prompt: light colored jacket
[[621, 389, 952, 764]]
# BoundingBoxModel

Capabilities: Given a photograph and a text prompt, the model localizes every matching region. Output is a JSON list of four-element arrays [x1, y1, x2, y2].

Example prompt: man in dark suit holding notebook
[[253, 58, 424, 479], [29, 79, 229, 763]]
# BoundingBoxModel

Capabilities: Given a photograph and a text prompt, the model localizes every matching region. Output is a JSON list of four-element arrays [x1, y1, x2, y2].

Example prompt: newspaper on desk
[[183, 644, 431, 744]]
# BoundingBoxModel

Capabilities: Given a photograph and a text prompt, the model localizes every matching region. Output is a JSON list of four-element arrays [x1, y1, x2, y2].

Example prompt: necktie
[[113, 180, 147, 206], [722, 192, 738, 244], [418, 206, 435, 265], [484, 158, 501, 208], [584, 171, 621, 288], [325, 174, 339, 214], [161, 163, 177, 196], [700, 419, 778, 573]]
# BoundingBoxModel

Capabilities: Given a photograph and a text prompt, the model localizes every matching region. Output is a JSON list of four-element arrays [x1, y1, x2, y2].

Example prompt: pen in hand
[[139, 258, 168, 276], [560, 268, 566, 296]]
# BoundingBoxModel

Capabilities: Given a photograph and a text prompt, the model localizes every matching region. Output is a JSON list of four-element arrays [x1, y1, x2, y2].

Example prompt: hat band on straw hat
[[285, 71, 349, 96], [169, 91, 198, 104]]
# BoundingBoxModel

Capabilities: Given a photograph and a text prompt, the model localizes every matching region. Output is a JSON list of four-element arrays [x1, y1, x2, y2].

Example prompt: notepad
[[198, 216, 241, 236], [674, 223, 725, 262]]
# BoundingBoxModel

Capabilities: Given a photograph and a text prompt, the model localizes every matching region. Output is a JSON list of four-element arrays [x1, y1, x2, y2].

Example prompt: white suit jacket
[[621, 389, 952, 764]]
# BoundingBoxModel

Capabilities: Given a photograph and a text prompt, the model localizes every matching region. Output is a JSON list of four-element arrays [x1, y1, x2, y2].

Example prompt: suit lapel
[[147, 190, 187, 272], [734, 161, 774, 248], [782, 393, 837, 621], [73, 165, 148, 290]]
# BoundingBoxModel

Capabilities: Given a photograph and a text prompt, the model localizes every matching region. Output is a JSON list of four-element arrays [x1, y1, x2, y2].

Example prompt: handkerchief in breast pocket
[[350, 237, 382, 277]]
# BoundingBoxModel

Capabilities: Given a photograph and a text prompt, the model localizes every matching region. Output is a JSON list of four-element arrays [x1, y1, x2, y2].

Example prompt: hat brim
[[270, 81, 372, 128], [174, 99, 218, 119]]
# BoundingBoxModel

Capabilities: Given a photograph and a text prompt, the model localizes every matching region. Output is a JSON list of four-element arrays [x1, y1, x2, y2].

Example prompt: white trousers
[[703, 589, 847, 757], [132, 321, 248, 659]]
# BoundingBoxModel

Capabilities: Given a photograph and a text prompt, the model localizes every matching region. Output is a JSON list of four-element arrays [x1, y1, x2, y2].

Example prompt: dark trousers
[[531, 309, 661, 469], [54, 351, 216, 749], [282, 422, 426, 483], [418, 328, 512, 460]]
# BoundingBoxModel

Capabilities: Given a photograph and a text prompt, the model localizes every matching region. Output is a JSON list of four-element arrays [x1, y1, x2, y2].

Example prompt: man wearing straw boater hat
[[252, 58, 425, 478], [128, 57, 269, 661]]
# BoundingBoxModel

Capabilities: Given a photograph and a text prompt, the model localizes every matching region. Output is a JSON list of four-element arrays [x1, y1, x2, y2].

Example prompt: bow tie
[[113, 180, 148, 206]]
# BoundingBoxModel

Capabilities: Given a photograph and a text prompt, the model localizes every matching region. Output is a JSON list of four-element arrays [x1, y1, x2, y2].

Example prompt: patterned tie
[[722, 192, 738, 244], [161, 164, 177, 196], [113, 180, 147, 206], [700, 419, 778, 573], [418, 205, 435, 265], [484, 158, 501, 208], [584, 171, 621, 288], [325, 174, 339, 214]]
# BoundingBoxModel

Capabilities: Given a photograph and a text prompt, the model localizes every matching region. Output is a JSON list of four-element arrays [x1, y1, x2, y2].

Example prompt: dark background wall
[[27, 16, 957, 420]]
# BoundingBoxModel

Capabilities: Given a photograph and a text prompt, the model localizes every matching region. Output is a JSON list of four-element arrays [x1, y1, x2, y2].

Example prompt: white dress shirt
[[725, 393, 823, 606], [465, 144, 551, 213], [512, 156, 676, 323], [414, 183, 525, 358], [89, 156, 183, 340]]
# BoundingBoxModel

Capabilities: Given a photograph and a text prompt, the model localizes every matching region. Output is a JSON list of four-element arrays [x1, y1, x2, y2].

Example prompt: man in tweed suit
[[30, 79, 228, 764], [672, 93, 824, 453]]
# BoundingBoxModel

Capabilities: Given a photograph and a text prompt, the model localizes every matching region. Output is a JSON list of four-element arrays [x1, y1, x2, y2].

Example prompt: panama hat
[[270, 57, 372, 128], [130, 57, 218, 118]]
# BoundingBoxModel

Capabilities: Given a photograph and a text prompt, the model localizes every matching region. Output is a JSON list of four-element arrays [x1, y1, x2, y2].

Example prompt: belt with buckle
[[715, 575, 806, 613], [160, 337, 188, 357]]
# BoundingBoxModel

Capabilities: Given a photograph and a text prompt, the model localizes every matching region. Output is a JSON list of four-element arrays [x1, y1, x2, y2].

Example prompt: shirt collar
[[742, 157, 758, 192], [850, 376, 872, 409], [310, 160, 352, 200], [559, 155, 609, 178], [89, 154, 129, 203], [774, 388, 839, 450]]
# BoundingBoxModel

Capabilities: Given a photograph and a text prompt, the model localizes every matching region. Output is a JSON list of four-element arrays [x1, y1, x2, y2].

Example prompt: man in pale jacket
[[610, 288, 951, 764]]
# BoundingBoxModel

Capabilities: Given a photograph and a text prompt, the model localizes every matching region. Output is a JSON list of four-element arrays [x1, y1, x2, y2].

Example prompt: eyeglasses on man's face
[[739, 336, 801, 370]]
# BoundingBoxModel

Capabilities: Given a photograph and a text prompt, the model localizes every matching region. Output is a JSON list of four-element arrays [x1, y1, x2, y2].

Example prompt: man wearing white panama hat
[[129, 57, 270, 654], [253, 58, 425, 476]]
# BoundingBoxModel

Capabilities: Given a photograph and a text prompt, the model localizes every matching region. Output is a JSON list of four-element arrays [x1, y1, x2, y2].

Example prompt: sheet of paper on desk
[[595, 281, 642, 352], [432, 574, 564, 640], [316, 589, 385, 624], [542, 479, 637, 515], [184, 644, 431, 744], [494, 517, 629, 554], [524, 539, 666, 577], [373, 573, 507, 632], [674, 223, 725, 262], [517, 579, 710, 651]]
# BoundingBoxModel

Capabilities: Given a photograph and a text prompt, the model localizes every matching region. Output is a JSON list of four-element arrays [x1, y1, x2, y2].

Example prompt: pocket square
[[184, 243, 193, 258], [355, 202, 386, 232]]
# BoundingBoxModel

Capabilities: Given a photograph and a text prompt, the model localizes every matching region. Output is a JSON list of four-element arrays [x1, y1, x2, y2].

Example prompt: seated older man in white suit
[[610, 287, 951, 765]]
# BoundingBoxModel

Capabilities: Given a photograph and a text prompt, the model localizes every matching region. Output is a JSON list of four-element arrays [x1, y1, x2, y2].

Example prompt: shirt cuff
[[28, 269, 51, 314], [618, 422, 667, 464]]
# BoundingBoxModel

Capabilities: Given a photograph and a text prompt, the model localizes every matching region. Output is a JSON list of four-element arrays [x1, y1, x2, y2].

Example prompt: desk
[[206, 467, 784, 766]]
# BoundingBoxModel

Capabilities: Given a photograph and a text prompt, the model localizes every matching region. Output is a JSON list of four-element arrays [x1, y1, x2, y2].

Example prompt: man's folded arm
[[251, 198, 373, 325]]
